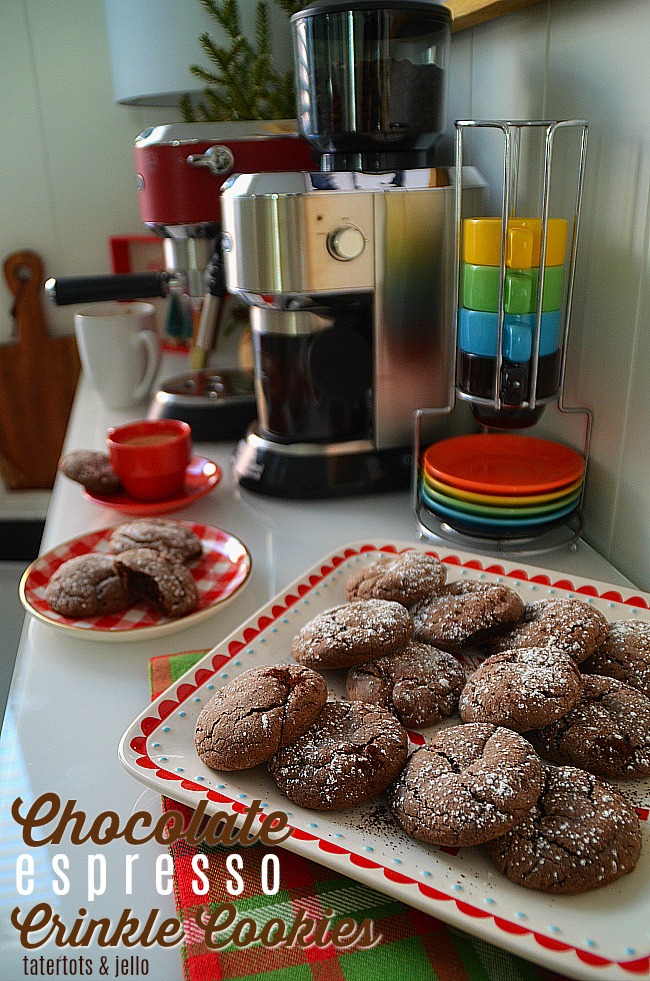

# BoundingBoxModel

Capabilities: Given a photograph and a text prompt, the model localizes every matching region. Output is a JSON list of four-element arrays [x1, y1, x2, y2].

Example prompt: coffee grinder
[[221, 0, 483, 498]]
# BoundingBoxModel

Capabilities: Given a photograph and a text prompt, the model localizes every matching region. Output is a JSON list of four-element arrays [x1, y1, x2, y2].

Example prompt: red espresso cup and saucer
[[106, 419, 192, 502]]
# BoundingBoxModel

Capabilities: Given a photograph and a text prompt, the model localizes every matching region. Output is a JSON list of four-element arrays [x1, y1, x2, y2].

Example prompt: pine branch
[[181, 0, 297, 121]]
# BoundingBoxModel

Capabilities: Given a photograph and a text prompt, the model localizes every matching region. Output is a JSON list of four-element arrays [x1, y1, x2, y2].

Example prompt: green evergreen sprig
[[180, 0, 303, 122]]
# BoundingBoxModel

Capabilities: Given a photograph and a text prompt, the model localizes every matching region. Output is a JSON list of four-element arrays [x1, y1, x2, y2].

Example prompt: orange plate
[[423, 434, 585, 496]]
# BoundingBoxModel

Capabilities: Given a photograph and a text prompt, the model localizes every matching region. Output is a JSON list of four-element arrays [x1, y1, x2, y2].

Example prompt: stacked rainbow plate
[[419, 433, 585, 540]]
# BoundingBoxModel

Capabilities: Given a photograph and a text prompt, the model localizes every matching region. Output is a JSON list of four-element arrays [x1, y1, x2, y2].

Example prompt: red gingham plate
[[19, 522, 251, 642]]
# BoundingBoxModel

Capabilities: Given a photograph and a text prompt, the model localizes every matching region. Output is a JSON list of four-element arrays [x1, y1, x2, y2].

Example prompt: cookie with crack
[[528, 674, 650, 779], [485, 764, 642, 894], [113, 547, 198, 618], [109, 519, 202, 563], [458, 646, 584, 732], [291, 599, 414, 670], [46, 553, 135, 617], [487, 598, 608, 663], [346, 640, 465, 728], [345, 551, 447, 606], [411, 579, 524, 653], [388, 722, 543, 847], [195, 664, 327, 771], [582, 619, 650, 697], [268, 700, 408, 810]]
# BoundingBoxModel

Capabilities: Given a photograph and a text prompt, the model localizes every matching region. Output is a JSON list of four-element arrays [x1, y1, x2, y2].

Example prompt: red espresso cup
[[106, 419, 192, 501]]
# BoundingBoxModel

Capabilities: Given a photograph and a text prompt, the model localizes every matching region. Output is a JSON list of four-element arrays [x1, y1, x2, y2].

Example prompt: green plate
[[420, 472, 582, 518]]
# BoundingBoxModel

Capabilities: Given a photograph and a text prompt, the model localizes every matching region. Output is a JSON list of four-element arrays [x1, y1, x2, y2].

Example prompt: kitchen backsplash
[[1, 0, 648, 589]]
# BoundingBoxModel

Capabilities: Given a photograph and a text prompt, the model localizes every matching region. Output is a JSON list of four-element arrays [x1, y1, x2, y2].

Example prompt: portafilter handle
[[44, 271, 170, 306], [188, 247, 228, 371]]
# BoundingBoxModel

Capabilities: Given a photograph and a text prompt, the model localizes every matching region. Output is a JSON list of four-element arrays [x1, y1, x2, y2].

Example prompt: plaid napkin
[[150, 650, 573, 981]]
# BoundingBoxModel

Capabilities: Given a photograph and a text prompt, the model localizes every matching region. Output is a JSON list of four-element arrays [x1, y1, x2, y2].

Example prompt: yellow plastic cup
[[463, 217, 568, 267]]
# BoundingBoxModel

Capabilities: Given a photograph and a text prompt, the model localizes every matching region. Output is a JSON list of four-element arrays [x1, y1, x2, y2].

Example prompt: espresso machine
[[46, 122, 314, 439], [221, 0, 483, 497]]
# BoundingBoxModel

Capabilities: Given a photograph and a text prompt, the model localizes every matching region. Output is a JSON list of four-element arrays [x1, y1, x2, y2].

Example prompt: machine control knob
[[327, 225, 366, 261]]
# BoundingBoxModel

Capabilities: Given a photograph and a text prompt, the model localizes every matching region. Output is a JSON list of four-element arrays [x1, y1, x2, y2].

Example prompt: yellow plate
[[421, 470, 584, 507]]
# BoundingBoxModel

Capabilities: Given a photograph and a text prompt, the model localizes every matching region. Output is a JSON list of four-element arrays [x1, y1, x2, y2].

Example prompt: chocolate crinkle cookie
[[528, 674, 650, 779], [110, 519, 202, 563], [113, 547, 198, 618], [487, 598, 608, 663], [346, 640, 465, 728], [291, 599, 414, 670], [485, 764, 642, 894], [388, 723, 543, 847], [195, 665, 328, 771], [58, 450, 122, 495], [411, 579, 525, 653], [459, 646, 584, 732], [268, 700, 408, 810], [582, 619, 650, 697], [46, 553, 135, 617], [345, 550, 447, 606]]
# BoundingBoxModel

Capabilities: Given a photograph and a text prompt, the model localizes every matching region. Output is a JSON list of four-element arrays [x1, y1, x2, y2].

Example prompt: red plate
[[84, 456, 221, 516], [423, 434, 585, 496], [19, 522, 251, 641]]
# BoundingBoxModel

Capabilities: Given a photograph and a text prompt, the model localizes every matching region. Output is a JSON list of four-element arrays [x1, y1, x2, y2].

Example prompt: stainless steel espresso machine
[[222, 0, 481, 498]]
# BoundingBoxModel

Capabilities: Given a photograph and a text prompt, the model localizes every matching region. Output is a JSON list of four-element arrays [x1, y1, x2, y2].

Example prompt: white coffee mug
[[73, 302, 162, 410]]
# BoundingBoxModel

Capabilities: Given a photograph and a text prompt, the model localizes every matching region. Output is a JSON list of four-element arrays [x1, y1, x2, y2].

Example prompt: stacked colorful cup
[[458, 218, 567, 414]]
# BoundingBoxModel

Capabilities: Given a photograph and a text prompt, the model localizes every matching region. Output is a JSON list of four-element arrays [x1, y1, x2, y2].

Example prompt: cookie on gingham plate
[[109, 518, 203, 563]]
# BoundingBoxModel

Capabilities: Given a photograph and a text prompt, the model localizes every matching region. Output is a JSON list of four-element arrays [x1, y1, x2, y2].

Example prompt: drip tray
[[149, 368, 257, 442]]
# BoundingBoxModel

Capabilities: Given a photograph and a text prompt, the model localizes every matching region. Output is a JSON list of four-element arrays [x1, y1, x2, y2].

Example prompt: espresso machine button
[[327, 226, 366, 261]]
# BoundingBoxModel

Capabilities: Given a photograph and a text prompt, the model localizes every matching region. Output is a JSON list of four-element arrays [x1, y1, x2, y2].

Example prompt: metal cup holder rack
[[415, 118, 592, 554]]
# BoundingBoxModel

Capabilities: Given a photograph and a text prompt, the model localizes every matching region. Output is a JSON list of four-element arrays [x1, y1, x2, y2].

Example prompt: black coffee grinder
[[221, 0, 483, 498]]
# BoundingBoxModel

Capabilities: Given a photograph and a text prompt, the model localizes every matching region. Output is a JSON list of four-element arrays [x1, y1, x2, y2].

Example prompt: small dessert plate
[[19, 522, 250, 641], [84, 456, 221, 516]]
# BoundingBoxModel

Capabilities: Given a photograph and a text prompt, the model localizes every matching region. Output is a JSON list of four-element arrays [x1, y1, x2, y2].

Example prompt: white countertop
[[0, 358, 635, 981]]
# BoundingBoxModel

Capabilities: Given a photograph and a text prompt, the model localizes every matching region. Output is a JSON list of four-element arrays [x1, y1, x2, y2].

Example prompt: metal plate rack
[[415, 119, 592, 555]]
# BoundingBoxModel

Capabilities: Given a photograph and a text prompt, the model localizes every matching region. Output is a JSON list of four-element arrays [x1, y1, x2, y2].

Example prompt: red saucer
[[84, 456, 222, 516]]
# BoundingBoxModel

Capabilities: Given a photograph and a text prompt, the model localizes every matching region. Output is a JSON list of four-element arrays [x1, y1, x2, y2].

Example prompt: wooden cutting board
[[0, 250, 80, 489]]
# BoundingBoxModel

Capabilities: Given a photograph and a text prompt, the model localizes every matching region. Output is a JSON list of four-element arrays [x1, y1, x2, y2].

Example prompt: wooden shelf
[[446, 0, 544, 32]]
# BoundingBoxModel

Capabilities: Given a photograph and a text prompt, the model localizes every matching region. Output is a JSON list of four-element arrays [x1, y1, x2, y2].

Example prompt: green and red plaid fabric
[[150, 651, 573, 981]]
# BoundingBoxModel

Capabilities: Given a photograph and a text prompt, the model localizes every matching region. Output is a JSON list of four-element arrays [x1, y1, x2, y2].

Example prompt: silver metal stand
[[415, 119, 591, 555]]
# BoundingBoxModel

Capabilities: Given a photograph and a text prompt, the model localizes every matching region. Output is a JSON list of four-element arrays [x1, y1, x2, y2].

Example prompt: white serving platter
[[119, 541, 650, 980]]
